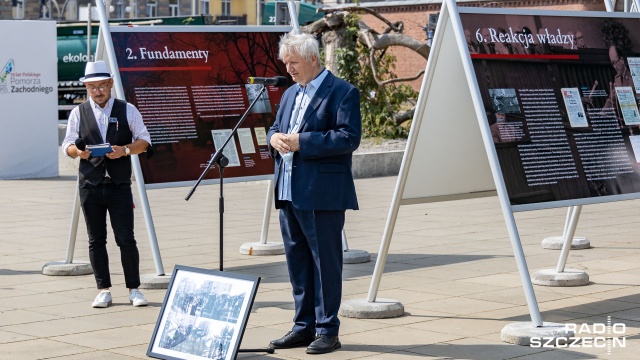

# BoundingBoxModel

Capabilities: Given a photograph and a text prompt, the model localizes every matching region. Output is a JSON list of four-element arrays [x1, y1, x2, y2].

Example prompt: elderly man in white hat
[[61, 60, 151, 308]]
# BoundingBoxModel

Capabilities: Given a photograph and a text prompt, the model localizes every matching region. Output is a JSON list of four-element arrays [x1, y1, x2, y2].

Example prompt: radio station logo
[[530, 317, 627, 355], [0, 58, 54, 95]]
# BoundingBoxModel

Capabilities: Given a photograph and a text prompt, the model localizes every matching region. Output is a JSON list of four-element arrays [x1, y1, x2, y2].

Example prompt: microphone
[[247, 76, 288, 87], [75, 137, 86, 151]]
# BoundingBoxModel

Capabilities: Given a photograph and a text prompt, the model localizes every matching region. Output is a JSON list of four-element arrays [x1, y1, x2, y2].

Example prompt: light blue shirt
[[278, 68, 329, 201]]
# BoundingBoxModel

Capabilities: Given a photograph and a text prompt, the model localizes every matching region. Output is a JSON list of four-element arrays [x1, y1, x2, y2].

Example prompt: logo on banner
[[0, 58, 15, 93], [0, 58, 54, 95], [530, 317, 626, 355]]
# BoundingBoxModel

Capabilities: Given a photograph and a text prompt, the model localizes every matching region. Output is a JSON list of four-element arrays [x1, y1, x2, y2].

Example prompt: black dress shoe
[[269, 331, 316, 349], [306, 335, 341, 354]]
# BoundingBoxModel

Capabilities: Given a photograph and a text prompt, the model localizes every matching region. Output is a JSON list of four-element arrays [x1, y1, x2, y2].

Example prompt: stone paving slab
[[0, 160, 639, 359]]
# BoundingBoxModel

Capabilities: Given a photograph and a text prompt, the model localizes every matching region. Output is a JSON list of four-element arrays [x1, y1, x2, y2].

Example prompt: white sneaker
[[129, 289, 148, 307], [92, 290, 112, 308]]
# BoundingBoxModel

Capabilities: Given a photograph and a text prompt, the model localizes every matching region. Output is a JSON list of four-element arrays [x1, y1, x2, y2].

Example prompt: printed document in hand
[[87, 143, 113, 157]]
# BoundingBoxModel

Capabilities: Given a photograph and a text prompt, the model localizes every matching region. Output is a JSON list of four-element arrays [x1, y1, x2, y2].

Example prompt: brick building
[[0, 0, 623, 23], [327, 0, 611, 90], [0, 0, 629, 91]]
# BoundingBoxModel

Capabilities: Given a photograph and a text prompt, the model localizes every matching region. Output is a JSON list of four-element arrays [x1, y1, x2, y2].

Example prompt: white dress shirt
[[62, 96, 152, 158]]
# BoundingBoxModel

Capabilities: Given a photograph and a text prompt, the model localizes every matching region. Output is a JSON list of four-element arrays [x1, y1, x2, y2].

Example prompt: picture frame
[[147, 265, 260, 360]]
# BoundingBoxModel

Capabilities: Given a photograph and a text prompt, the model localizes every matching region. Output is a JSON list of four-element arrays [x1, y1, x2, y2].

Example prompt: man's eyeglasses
[[86, 85, 109, 93]]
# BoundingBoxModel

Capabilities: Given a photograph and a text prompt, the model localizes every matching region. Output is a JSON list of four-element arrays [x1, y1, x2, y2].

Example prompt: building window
[[40, 0, 51, 19], [114, 0, 125, 18], [146, 0, 157, 17], [200, 0, 209, 15], [169, 0, 180, 16], [258, 0, 265, 23], [13, 0, 25, 19], [222, 0, 230, 16]]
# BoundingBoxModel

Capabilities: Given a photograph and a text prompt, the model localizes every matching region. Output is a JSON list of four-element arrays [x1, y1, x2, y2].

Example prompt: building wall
[[357, 0, 607, 90], [211, 0, 257, 24], [234, 0, 257, 24], [210, 0, 221, 16], [128, 0, 191, 18], [3, 1, 45, 20], [0, 0, 612, 30], [0, 0, 195, 20]]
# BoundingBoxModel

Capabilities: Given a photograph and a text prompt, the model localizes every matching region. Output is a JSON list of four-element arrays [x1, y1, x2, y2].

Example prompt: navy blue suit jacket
[[267, 71, 361, 211]]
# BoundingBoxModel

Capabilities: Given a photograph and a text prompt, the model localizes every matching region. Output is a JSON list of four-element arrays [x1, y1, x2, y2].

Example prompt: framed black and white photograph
[[148, 265, 260, 360]]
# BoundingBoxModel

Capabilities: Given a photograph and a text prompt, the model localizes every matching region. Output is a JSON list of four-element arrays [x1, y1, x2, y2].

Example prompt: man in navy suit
[[267, 32, 361, 355]]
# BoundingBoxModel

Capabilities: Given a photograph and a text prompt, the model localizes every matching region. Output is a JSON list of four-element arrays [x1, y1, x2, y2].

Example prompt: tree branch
[[378, 71, 426, 86], [320, 6, 402, 33], [373, 34, 430, 59], [368, 47, 424, 86], [302, 12, 346, 35], [357, 21, 429, 60], [302, 6, 423, 123], [393, 108, 415, 125]]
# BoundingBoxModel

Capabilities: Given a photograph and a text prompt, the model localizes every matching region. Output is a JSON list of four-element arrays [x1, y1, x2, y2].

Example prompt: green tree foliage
[[334, 14, 417, 139]]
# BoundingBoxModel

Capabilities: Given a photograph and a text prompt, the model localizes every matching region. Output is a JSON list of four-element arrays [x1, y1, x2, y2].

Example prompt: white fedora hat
[[79, 60, 113, 83]]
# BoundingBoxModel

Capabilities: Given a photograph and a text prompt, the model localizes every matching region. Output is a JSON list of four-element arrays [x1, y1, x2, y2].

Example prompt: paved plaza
[[1, 155, 639, 359]]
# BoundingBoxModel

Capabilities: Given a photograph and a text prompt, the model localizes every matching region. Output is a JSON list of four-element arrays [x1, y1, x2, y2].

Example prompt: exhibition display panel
[[110, 27, 289, 188], [461, 11, 640, 210]]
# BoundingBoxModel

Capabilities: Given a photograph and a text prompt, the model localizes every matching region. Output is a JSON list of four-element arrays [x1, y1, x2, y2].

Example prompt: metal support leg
[[532, 204, 588, 287], [541, 206, 589, 250], [42, 176, 93, 276], [556, 206, 582, 272], [259, 180, 274, 244], [341, 228, 370, 263], [64, 183, 81, 263], [239, 180, 284, 255], [341, 229, 349, 251]]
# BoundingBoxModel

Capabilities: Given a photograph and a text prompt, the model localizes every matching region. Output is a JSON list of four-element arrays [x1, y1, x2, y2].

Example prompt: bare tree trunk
[[303, 7, 423, 123], [322, 28, 348, 72], [303, 12, 349, 72], [303, 10, 428, 82]]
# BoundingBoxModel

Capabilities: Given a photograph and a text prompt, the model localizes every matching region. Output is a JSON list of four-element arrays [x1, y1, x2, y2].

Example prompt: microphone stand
[[185, 83, 270, 272], [185, 83, 277, 356]]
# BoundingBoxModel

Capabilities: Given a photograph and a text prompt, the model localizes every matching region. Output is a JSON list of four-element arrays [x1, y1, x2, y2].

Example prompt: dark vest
[[78, 99, 133, 186]]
